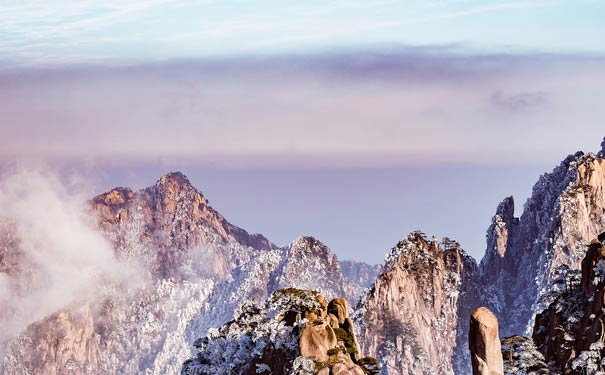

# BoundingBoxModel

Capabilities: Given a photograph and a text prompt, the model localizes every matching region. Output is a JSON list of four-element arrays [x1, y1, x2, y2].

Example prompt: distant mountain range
[[2, 138, 605, 374]]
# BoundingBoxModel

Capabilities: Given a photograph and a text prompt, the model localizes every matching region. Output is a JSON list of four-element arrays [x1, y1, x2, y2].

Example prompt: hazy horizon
[[2, 0, 605, 264]]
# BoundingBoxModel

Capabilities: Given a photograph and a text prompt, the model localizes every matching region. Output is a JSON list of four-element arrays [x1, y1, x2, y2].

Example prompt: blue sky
[[1, 1, 605, 263], [1, 0, 605, 67]]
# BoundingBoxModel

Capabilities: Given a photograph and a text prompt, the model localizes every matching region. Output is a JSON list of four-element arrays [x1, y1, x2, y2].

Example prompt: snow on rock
[[181, 288, 378, 375], [480, 149, 605, 337], [532, 238, 605, 374], [339, 260, 382, 290], [354, 231, 481, 375], [0, 172, 358, 375]]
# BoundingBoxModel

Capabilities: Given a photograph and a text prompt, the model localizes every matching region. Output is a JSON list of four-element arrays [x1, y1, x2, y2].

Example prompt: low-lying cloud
[[0, 170, 140, 346]]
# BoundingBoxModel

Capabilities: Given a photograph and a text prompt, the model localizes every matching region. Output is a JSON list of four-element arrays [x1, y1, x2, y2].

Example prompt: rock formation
[[468, 307, 503, 375], [532, 237, 605, 373], [270, 236, 358, 302], [4, 137, 605, 374], [480, 150, 605, 337], [355, 232, 481, 375], [181, 288, 378, 375]]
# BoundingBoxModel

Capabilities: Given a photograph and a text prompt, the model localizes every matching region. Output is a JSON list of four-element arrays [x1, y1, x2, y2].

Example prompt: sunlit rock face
[[468, 307, 503, 375], [0, 172, 358, 375], [480, 151, 605, 337], [354, 232, 481, 375]]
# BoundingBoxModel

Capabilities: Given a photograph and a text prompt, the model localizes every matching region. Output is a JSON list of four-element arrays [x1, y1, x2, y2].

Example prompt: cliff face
[[480, 152, 605, 337], [354, 232, 481, 375], [532, 239, 605, 374], [269, 237, 358, 302], [1, 172, 358, 375]]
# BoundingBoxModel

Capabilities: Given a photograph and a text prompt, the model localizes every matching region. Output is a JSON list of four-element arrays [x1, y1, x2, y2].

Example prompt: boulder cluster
[[296, 297, 378, 375]]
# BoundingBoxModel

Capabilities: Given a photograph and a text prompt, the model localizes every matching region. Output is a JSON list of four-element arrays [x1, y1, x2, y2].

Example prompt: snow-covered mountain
[[0, 172, 361, 374], [480, 146, 605, 337], [3, 138, 605, 374]]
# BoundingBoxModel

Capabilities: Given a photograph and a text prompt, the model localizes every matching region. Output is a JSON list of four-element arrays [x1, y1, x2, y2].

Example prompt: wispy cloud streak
[[1, 48, 604, 167]]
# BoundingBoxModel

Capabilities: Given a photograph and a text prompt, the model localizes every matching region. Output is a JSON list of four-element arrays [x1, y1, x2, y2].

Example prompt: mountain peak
[[496, 196, 515, 219], [156, 171, 193, 188], [289, 236, 337, 262]]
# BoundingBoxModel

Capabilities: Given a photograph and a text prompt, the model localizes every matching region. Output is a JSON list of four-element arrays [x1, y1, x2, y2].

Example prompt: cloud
[[0, 170, 142, 347], [490, 90, 549, 112], [0, 49, 604, 167]]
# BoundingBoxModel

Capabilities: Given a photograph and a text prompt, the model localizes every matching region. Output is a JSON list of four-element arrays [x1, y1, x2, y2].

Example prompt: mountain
[[4, 138, 605, 374], [354, 232, 481, 375], [480, 149, 605, 337], [340, 260, 381, 289], [0, 172, 361, 375]]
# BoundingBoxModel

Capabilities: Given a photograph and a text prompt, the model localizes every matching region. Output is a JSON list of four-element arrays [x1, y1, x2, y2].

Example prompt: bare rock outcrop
[[3, 304, 99, 375], [469, 307, 503, 375], [300, 319, 338, 362], [355, 232, 481, 375]]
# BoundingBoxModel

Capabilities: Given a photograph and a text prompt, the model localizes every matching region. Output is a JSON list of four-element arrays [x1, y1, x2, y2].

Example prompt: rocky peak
[[496, 196, 515, 220], [598, 136, 605, 158], [151, 171, 208, 210], [91, 171, 274, 259], [479, 143, 605, 337], [355, 231, 480, 375], [270, 237, 357, 303], [479, 196, 518, 284], [157, 171, 193, 188], [290, 236, 337, 263]]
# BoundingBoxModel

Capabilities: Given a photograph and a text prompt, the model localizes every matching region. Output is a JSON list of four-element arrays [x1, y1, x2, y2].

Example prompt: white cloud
[[0, 170, 142, 347]]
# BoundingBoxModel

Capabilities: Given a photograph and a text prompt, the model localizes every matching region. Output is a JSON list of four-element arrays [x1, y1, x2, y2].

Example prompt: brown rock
[[299, 319, 337, 362], [331, 360, 365, 375], [317, 295, 329, 318], [469, 307, 503, 375], [327, 314, 339, 329], [341, 317, 362, 361], [328, 298, 348, 325]]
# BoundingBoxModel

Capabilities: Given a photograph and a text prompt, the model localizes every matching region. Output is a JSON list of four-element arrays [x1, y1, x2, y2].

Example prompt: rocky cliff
[[532, 238, 605, 374], [480, 149, 605, 337], [354, 232, 481, 375]]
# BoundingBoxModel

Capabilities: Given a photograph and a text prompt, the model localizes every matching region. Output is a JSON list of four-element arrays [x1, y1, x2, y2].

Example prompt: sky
[[1, 0, 605, 263]]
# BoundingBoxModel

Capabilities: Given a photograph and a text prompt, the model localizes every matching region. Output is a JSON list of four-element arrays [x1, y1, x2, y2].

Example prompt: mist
[[0, 170, 141, 346]]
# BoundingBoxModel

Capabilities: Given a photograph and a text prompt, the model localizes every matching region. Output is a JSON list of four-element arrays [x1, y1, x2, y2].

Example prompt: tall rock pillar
[[469, 307, 504, 375]]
